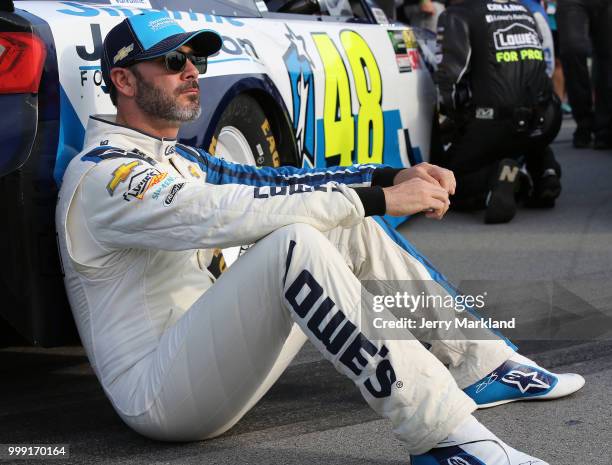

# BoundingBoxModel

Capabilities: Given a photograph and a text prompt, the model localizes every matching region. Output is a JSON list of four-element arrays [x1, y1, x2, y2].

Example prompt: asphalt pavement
[[1, 119, 611, 464]]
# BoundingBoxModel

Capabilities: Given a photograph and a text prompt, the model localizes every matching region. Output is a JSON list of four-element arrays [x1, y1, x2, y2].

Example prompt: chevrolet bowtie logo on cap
[[113, 44, 134, 64]]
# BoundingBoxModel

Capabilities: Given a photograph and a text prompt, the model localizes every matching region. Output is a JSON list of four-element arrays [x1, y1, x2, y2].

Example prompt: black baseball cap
[[101, 11, 222, 89]]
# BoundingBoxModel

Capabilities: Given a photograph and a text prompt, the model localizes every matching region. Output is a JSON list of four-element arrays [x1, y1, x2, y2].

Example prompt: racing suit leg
[[117, 222, 477, 454], [323, 217, 514, 389], [557, 0, 595, 132]]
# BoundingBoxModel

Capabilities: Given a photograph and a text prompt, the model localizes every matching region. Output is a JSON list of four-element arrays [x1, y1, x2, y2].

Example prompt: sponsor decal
[[285, 267, 398, 398], [148, 16, 176, 32], [220, 35, 260, 61], [113, 43, 134, 64], [388, 30, 412, 73], [188, 164, 202, 179], [501, 369, 552, 394], [123, 168, 168, 202], [253, 184, 340, 198], [388, 29, 421, 73], [151, 175, 176, 200], [57, 3, 245, 27], [76, 24, 102, 62], [493, 23, 540, 51], [79, 66, 105, 91], [402, 29, 418, 49], [106, 160, 141, 196], [164, 183, 185, 206], [260, 120, 281, 167], [109, 0, 151, 7], [164, 145, 176, 156], [487, 2, 527, 12], [283, 26, 316, 166], [496, 48, 543, 63], [485, 13, 535, 24]]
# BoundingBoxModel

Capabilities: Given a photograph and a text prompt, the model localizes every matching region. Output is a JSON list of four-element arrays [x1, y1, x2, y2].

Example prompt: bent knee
[[266, 223, 328, 245]]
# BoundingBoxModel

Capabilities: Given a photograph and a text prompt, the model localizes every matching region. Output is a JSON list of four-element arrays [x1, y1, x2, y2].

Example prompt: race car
[[0, 0, 438, 345]]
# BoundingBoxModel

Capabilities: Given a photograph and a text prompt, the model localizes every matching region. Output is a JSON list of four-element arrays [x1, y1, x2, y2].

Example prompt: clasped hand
[[382, 163, 456, 220]]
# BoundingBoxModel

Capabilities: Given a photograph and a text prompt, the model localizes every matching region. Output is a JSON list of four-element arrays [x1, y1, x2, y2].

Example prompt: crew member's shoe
[[572, 126, 591, 148], [463, 352, 585, 409], [525, 168, 561, 208], [411, 415, 549, 465], [484, 159, 520, 224]]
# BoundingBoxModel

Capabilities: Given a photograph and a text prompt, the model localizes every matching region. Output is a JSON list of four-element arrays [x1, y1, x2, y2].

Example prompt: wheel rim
[[215, 126, 257, 165]]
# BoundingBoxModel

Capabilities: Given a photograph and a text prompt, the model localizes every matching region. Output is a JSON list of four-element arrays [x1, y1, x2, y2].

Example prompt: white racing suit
[[56, 116, 513, 454]]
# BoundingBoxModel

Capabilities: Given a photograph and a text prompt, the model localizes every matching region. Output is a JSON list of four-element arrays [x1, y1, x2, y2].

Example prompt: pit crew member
[[434, 0, 563, 224]]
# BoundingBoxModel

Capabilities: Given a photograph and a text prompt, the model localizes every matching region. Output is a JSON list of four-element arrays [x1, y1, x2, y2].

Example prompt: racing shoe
[[411, 415, 549, 465], [484, 159, 520, 224], [464, 352, 585, 409]]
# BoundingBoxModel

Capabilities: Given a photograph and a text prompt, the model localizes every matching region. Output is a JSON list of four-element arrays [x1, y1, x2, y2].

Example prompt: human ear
[[110, 67, 137, 99]]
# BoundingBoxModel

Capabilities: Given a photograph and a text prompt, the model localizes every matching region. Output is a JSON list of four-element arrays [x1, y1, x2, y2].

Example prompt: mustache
[[177, 80, 200, 93]]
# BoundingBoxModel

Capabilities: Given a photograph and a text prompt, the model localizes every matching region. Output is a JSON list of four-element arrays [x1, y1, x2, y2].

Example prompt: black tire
[[209, 94, 281, 167]]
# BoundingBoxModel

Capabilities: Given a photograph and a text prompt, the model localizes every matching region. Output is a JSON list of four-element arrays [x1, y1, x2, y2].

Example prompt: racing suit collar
[[85, 115, 178, 162]]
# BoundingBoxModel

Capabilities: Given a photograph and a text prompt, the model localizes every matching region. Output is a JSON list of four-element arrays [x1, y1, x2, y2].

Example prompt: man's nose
[[182, 58, 199, 80]]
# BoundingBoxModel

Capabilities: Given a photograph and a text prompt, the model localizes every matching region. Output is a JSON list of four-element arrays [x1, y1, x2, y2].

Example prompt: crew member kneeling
[[434, 0, 562, 224]]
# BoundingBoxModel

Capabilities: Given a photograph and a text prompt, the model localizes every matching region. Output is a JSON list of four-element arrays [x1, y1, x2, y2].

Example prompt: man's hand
[[383, 178, 450, 219], [393, 162, 456, 195]]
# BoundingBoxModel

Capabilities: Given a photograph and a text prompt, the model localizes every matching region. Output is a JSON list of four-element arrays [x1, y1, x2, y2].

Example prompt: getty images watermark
[[360, 280, 612, 341], [370, 290, 514, 331]]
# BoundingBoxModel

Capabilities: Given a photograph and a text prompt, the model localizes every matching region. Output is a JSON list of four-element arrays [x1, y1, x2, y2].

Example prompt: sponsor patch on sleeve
[[122, 168, 169, 202], [106, 160, 141, 196], [163, 183, 185, 206]]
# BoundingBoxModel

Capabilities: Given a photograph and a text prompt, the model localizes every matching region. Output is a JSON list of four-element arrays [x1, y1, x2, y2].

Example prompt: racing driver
[[55, 11, 585, 465]]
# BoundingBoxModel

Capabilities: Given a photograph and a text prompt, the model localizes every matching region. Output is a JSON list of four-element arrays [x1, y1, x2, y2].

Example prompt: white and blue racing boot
[[464, 352, 585, 409], [411, 416, 549, 465]]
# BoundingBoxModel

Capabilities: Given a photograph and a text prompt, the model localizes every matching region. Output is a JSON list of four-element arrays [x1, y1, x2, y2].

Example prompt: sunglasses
[[157, 50, 208, 74]]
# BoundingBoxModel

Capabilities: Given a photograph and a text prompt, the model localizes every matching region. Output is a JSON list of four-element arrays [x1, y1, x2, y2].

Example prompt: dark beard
[[132, 66, 202, 123]]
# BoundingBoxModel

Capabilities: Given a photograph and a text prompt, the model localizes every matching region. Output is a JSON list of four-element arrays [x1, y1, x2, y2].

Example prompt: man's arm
[[177, 145, 453, 216], [178, 144, 397, 189], [435, 8, 472, 117], [75, 152, 451, 252], [76, 157, 368, 251]]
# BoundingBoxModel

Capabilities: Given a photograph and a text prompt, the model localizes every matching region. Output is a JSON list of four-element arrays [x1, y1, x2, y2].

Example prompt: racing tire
[[210, 94, 282, 168]]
